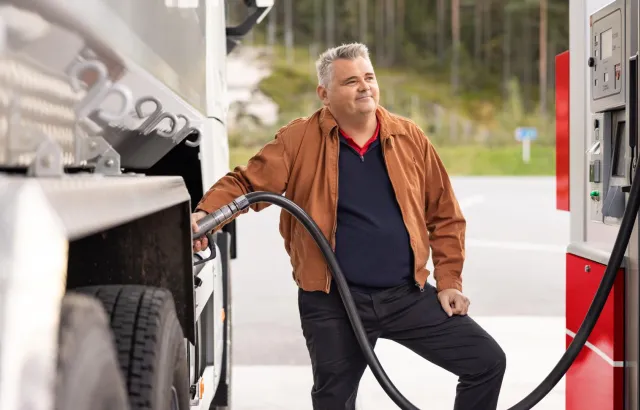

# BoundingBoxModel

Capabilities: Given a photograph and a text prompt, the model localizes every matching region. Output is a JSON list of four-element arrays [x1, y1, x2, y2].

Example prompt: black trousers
[[298, 281, 507, 410]]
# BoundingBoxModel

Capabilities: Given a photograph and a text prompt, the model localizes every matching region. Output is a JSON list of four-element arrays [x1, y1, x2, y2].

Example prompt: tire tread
[[78, 285, 186, 410]]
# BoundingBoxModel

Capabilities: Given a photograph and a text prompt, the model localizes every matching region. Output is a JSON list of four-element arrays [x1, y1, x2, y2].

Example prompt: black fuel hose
[[194, 163, 640, 409]]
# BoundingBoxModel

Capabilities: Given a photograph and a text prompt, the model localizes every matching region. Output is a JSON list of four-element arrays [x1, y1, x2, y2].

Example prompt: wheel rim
[[170, 386, 179, 410]]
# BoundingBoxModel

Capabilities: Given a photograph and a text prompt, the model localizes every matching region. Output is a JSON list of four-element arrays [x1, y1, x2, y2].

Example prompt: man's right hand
[[191, 210, 208, 253]]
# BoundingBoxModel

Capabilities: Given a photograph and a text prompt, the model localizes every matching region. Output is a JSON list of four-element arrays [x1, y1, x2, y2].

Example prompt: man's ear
[[316, 84, 329, 106]]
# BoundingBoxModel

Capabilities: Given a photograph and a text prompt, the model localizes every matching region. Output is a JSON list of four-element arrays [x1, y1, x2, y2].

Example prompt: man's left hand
[[437, 289, 470, 317]]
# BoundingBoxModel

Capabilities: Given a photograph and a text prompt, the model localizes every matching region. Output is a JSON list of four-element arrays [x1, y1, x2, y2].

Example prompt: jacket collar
[[318, 105, 405, 141]]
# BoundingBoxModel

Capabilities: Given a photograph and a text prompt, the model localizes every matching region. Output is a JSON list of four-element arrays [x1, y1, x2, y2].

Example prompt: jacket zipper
[[382, 137, 424, 292], [327, 133, 340, 291]]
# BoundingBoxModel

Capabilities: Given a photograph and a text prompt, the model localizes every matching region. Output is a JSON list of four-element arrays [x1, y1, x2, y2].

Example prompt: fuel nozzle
[[194, 195, 250, 239]]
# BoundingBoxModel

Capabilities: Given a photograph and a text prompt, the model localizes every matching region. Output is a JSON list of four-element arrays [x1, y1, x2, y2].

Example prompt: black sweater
[[335, 128, 414, 292]]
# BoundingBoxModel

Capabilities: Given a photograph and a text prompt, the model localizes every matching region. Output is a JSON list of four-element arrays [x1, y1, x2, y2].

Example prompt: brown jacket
[[196, 106, 466, 293]]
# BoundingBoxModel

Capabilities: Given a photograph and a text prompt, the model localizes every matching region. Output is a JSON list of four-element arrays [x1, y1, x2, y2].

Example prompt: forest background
[[225, 0, 567, 175]]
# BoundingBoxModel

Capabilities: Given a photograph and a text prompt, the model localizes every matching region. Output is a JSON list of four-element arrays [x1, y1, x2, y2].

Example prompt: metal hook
[[135, 96, 163, 129], [184, 130, 201, 147], [152, 112, 180, 138], [100, 84, 133, 122], [69, 59, 133, 122], [174, 113, 189, 139], [68, 59, 108, 92], [173, 114, 201, 146]]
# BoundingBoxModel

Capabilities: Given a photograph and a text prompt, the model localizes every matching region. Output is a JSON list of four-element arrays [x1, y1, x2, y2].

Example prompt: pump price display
[[515, 127, 538, 141]]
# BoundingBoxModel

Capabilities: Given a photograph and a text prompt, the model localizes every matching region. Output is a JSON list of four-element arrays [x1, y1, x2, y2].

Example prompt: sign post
[[515, 127, 538, 163]]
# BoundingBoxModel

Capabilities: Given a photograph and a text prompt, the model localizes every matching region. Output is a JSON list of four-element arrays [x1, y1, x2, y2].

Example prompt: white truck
[[0, 1, 272, 409]]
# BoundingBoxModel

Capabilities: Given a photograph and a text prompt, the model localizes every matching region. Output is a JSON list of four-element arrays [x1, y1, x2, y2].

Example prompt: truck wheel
[[76, 285, 190, 410], [55, 292, 129, 410]]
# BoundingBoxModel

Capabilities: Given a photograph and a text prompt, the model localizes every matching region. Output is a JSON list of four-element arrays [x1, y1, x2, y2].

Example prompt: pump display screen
[[601, 28, 613, 59]]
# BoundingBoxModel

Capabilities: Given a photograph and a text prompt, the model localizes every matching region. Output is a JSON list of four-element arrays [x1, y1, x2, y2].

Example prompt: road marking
[[566, 329, 624, 367], [459, 194, 485, 210], [466, 239, 566, 253]]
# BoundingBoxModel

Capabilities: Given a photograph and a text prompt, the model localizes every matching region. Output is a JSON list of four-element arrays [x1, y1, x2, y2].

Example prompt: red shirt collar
[[339, 121, 380, 156]]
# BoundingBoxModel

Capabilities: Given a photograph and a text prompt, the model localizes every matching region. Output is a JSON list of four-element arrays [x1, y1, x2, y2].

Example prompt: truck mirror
[[226, 0, 273, 54]]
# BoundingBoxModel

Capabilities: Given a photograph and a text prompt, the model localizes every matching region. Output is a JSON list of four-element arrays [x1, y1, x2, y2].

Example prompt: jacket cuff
[[194, 206, 210, 215], [435, 274, 462, 292]]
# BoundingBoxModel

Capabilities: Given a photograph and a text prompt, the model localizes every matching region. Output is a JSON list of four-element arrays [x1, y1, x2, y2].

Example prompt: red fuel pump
[[557, 1, 638, 409]]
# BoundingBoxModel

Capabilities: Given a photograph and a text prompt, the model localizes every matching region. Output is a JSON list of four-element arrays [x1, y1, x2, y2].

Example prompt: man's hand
[[191, 211, 208, 253], [437, 289, 470, 317]]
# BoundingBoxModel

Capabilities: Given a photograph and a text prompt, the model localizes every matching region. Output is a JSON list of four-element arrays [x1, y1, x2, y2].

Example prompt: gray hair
[[315, 42, 371, 87]]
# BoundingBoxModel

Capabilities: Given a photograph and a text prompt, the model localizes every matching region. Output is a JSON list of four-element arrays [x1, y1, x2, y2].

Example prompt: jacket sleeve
[[422, 136, 466, 292], [195, 131, 291, 231]]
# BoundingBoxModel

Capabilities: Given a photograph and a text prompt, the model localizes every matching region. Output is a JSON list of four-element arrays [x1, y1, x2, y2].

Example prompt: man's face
[[317, 56, 379, 119]]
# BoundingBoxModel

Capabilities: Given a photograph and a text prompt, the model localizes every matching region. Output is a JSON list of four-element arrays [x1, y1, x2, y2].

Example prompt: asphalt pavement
[[226, 176, 569, 409]]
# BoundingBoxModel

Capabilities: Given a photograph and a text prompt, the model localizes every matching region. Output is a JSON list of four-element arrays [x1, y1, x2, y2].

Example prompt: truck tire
[[76, 285, 190, 410], [55, 292, 129, 410]]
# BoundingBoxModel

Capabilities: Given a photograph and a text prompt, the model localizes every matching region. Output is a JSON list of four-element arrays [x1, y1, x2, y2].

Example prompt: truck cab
[[0, 1, 272, 409]]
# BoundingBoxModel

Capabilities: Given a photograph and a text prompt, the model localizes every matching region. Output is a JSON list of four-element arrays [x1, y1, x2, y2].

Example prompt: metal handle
[[193, 232, 216, 266]]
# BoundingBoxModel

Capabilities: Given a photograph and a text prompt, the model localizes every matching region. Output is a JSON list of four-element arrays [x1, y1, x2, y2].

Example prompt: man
[[192, 42, 506, 410]]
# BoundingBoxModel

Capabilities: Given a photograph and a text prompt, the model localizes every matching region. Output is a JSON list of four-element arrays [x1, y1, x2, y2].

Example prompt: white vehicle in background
[[0, 1, 272, 409]]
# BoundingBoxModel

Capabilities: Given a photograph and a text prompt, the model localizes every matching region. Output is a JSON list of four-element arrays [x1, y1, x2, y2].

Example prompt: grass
[[434, 144, 555, 176], [229, 144, 555, 176]]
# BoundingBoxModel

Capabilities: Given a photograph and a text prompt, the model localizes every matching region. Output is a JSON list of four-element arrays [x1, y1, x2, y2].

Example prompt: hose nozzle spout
[[194, 195, 250, 239]]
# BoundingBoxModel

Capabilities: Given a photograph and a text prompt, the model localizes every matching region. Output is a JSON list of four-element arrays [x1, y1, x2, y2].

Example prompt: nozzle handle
[[193, 195, 250, 239], [194, 213, 220, 239]]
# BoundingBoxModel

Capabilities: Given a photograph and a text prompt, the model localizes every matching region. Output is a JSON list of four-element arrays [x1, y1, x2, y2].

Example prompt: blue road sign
[[515, 127, 538, 141]]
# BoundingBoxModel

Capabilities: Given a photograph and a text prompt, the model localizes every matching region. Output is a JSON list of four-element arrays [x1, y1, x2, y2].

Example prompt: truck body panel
[[0, 0, 272, 408]]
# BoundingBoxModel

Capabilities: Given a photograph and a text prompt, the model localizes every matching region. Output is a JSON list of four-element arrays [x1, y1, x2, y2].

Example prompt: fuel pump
[[587, 0, 631, 222], [557, 0, 640, 409]]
